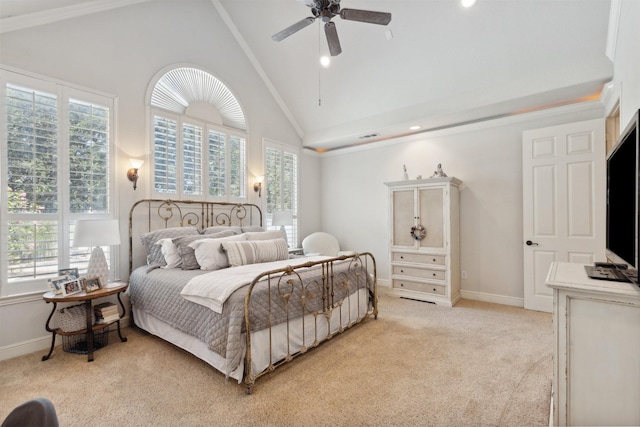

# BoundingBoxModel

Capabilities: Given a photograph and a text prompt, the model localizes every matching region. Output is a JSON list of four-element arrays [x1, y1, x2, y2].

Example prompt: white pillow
[[244, 230, 286, 241], [221, 238, 289, 267], [190, 234, 246, 271], [156, 238, 182, 269]]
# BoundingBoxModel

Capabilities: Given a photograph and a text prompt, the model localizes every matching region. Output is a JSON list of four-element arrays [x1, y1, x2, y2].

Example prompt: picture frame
[[47, 275, 68, 295], [58, 268, 79, 280], [83, 276, 102, 293], [60, 276, 83, 296]]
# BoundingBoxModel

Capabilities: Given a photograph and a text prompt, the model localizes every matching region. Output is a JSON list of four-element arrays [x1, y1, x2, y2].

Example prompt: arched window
[[149, 67, 247, 199]]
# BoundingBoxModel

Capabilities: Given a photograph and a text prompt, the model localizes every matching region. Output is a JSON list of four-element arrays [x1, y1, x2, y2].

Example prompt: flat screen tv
[[605, 109, 640, 283]]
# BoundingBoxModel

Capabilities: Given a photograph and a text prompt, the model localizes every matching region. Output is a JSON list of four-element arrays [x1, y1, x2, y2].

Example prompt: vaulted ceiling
[[0, 0, 613, 151]]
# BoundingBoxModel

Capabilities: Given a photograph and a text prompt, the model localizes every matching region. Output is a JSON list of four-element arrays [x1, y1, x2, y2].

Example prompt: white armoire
[[385, 177, 461, 306]]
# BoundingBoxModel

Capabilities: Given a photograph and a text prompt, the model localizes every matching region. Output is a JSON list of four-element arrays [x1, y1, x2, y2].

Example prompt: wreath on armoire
[[410, 224, 426, 241]]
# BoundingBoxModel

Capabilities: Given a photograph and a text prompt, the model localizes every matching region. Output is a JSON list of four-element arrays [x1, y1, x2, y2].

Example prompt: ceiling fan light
[[320, 56, 331, 67], [461, 0, 477, 8]]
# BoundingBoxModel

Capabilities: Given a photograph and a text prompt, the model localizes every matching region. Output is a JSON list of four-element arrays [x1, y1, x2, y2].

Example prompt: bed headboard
[[129, 199, 262, 274]]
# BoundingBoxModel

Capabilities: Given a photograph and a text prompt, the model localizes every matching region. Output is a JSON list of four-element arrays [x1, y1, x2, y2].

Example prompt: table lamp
[[73, 219, 121, 287], [272, 210, 293, 246]]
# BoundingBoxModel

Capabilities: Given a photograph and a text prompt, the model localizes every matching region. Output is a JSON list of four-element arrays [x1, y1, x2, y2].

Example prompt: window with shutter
[[1, 69, 116, 297], [150, 67, 247, 201]]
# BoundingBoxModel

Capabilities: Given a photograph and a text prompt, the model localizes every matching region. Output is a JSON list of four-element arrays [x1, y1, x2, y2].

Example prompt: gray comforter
[[129, 258, 372, 375]]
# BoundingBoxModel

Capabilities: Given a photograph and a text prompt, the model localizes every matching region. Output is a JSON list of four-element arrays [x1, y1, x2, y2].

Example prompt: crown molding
[[605, 0, 622, 61], [0, 0, 152, 34], [600, 81, 619, 117], [319, 100, 604, 157]]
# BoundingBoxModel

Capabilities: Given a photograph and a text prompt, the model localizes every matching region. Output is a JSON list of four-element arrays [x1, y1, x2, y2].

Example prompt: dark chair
[[1, 398, 59, 427]]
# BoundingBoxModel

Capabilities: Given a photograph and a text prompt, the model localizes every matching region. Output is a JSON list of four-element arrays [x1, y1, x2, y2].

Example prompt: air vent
[[358, 133, 380, 139]]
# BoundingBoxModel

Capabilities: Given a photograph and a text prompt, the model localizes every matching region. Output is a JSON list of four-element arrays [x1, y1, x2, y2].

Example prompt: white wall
[[320, 104, 604, 304]]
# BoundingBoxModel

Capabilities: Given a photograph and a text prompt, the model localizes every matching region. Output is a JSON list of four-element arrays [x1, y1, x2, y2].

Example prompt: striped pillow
[[221, 239, 289, 267]]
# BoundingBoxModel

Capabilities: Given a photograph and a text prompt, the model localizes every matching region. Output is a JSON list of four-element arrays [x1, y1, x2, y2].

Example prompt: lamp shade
[[272, 210, 293, 227], [130, 158, 144, 169], [74, 219, 121, 247]]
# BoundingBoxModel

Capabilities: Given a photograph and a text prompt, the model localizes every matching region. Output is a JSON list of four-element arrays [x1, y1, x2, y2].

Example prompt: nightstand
[[288, 247, 304, 255], [42, 281, 128, 362]]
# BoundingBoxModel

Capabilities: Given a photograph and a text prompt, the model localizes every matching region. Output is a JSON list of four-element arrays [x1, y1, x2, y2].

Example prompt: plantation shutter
[[154, 115, 178, 194], [69, 99, 110, 213], [229, 134, 246, 198], [6, 84, 58, 214], [182, 122, 202, 196], [208, 129, 226, 197], [265, 142, 298, 247]]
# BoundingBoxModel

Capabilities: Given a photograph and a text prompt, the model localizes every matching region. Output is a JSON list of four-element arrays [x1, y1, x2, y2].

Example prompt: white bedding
[[180, 255, 330, 313]]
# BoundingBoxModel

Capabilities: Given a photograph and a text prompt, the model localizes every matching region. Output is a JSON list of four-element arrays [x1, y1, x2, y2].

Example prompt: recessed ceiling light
[[461, 0, 477, 8], [320, 56, 330, 68], [410, 125, 421, 130]]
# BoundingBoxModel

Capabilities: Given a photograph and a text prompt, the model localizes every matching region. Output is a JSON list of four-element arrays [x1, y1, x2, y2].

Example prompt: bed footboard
[[242, 252, 377, 394]]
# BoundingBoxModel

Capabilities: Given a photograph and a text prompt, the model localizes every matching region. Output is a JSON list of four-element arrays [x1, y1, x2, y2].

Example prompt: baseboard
[[0, 316, 131, 362], [380, 282, 523, 308], [460, 290, 524, 307], [0, 335, 53, 362]]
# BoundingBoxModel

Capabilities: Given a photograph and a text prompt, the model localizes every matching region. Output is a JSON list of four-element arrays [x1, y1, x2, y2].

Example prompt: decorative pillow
[[221, 238, 289, 267], [191, 234, 247, 271], [156, 238, 182, 269], [140, 227, 200, 266], [203, 226, 242, 235], [244, 230, 286, 241], [241, 226, 264, 233], [174, 230, 237, 270]]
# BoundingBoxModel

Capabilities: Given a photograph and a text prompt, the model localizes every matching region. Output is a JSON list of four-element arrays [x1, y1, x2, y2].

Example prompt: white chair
[[301, 232, 354, 257]]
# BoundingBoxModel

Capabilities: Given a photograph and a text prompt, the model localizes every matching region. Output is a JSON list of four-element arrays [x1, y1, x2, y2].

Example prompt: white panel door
[[522, 119, 606, 312]]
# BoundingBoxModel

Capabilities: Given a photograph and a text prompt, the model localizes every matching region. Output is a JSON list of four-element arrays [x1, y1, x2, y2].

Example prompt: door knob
[[525, 240, 539, 246]]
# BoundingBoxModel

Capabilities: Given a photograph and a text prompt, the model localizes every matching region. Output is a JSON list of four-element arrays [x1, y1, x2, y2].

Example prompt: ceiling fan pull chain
[[318, 20, 322, 107]]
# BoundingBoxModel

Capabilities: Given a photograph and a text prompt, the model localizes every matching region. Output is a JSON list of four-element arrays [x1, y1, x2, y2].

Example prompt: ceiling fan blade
[[272, 17, 316, 41], [340, 8, 392, 25], [324, 22, 342, 56]]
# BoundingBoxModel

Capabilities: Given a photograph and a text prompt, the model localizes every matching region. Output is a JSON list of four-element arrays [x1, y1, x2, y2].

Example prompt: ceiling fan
[[272, 0, 392, 56]]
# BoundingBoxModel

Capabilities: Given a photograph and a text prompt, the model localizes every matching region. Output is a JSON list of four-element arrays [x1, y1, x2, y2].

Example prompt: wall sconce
[[253, 176, 264, 197], [127, 158, 144, 190]]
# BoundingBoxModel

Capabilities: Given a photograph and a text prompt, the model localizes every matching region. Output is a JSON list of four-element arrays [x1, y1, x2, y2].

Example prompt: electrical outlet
[[461, 270, 468, 279]]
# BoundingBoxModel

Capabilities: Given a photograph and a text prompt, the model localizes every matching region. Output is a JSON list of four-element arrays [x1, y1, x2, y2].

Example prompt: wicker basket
[[62, 329, 109, 354], [58, 304, 95, 332]]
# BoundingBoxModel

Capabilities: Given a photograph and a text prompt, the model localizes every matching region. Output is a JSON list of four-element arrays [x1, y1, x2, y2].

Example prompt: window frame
[[1, 67, 118, 297]]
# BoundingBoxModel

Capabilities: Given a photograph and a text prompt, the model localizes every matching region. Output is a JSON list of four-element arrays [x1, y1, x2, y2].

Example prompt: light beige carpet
[[0, 292, 552, 426]]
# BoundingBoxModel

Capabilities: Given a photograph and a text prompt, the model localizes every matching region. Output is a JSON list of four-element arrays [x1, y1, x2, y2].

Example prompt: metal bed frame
[[128, 199, 378, 393]]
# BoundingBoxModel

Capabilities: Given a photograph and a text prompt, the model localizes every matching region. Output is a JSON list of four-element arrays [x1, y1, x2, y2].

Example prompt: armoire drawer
[[392, 252, 445, 266], [392, 265, 446, 281], [393, 279, 446, 295]]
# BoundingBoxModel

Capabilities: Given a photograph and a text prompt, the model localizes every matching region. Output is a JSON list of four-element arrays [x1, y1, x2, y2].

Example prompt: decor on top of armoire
[[385, 176, 461, 306], [430, 163, 448, 178]]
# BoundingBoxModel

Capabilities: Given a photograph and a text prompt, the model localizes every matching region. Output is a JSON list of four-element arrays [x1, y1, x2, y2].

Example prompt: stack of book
[[94, 302, 120, 324]]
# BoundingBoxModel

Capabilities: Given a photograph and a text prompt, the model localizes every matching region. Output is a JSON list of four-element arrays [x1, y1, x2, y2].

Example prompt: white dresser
[[546, 262, 640, 426], [385, 177, 461, 306]]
